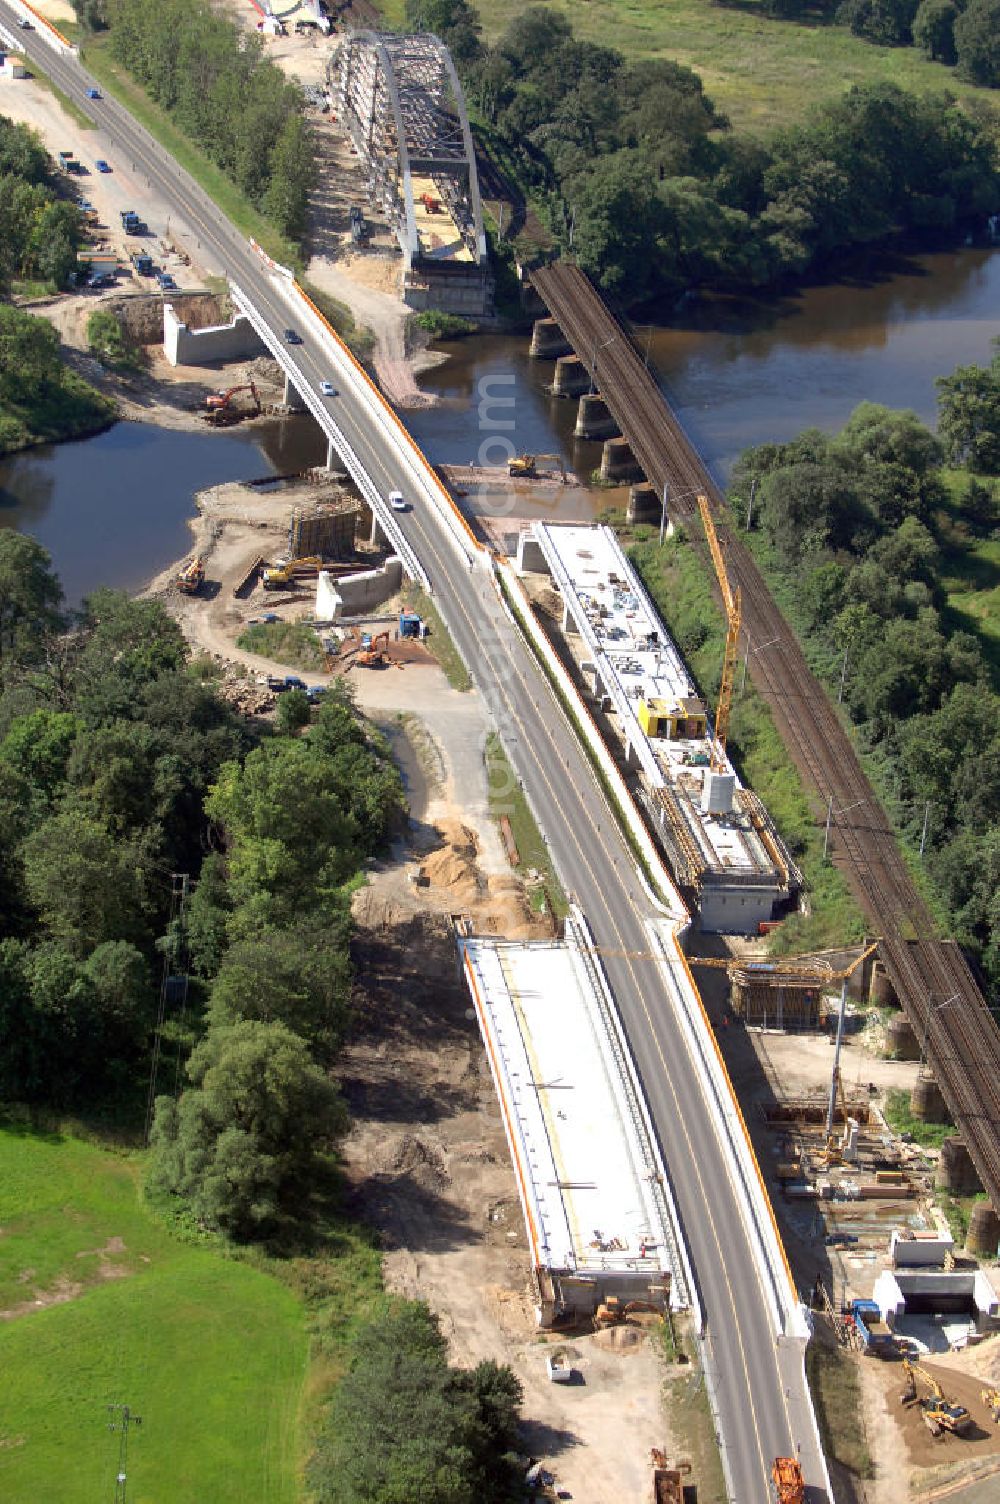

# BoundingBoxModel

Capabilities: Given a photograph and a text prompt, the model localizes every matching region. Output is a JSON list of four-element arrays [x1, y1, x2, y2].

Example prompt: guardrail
[[229, 282, 430, 591], [8, 0, 77, 53]]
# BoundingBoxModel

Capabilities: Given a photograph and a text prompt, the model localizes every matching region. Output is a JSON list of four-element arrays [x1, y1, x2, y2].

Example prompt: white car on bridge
[[389, 491, 408, 511]]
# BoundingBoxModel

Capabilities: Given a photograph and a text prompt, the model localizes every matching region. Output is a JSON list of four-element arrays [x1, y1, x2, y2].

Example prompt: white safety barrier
[[8, 0, 77, 53], [230, 281, 429, 591]]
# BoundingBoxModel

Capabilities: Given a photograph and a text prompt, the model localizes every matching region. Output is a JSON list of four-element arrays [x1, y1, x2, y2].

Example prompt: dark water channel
[[2, 246, 997, 599]]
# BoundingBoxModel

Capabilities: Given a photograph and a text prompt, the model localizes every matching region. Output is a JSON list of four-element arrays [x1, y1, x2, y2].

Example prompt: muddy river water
[[2, 246, 997, 598]]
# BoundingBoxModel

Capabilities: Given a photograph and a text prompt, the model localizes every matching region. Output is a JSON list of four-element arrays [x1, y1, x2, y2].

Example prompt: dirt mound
[[420, 820, 483, 903], [381, 1133, 449, 1190]]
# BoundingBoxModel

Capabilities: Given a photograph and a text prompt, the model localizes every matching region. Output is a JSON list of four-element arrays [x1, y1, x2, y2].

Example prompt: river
[[2, 245, 997, 597]]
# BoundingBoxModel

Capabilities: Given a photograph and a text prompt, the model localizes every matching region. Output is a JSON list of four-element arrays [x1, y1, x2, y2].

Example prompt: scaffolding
[[336, 32, 488, 275]]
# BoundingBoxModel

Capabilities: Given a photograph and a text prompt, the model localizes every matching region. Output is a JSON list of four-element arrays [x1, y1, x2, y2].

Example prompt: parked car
[[94, 159, 111, 173], [157, 273, 177, 290], [283, 328, 302, 345], [318, 380, 336, 397], [389, 490, 407, 511], [284, 675, 307, 691], [85, 87, 101, 99]]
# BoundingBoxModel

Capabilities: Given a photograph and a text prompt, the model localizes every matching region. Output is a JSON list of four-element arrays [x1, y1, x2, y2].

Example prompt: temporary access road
[[3, 10, 829, 1496]]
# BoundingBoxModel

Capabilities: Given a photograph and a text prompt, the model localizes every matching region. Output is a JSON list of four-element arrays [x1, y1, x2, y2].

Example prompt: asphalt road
[[4, 17, 828, 1498]]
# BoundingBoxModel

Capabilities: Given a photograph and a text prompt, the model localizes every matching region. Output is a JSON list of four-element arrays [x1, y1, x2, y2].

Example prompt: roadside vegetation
[[401, 583, 473, 690], [884, 1087, 953, 1146], [728, 364, 1000, 995], [404, 0, 999, 301], [485, 731, 568, 917], [236, 619, 327, 672], [78, 0, 313, 246], [806, 1336, 874, 1479], [86, 307, 145, 371], [1, 304, 115, 455]]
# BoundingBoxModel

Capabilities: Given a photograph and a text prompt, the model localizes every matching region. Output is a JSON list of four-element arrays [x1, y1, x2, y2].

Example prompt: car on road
[[95, 159, 111, 173], [318, 380, 336, 397], [389, 491, 408, 511], [85, 88, 101, 99], [17, 16, 32, 27], [283, 328, 302, 345]]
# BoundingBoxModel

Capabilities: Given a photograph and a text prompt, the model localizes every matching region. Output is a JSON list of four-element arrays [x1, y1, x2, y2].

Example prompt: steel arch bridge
[[335, 31, 488, 272]]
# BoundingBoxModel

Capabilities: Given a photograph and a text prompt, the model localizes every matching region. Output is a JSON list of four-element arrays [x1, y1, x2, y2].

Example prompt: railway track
[[531, 262, 1000, 1208]]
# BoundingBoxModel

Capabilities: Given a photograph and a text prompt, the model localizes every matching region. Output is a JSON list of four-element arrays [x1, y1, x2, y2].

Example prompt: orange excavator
[[205, 381, 260, 425], [357, 629, 390, 668], [772, 1457, 805, 1504]]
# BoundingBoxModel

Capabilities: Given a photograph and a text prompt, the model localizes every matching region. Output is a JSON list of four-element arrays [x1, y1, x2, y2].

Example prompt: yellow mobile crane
[[697, 495, 741, 773]]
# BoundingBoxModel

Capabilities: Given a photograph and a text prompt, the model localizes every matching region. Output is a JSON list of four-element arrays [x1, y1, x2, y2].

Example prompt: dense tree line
[[756, 0, 1000, 90], [0, 114, 84, 294], [310, 1303, 523, 1504], [408, 1, 999, 299], [102, 0, 314, 242], [728, 378, 1000, 995]]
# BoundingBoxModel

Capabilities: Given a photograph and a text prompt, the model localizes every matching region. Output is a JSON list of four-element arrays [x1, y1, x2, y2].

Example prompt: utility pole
[[659, 482, 669, 546], [108, 1403, 142, 1504], [825, 979, 849, 1140], [919, 800, 931, 859], [745, 478, 757, 532]]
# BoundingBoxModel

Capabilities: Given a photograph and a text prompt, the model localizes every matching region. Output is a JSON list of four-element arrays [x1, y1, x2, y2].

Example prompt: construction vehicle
[[262, 555, 323, 590], [594, 1296, 662, 1328], [772, 1457, 805, 1504], [357, 629, 390, 668], [204, 382, 261, 426], [508, 452, 567, 482], [848, 1299, 895, 1357], [900, 1359, 973, 1436], [650, 1451, 690, 1504], [175, 556, 205, 595], [697, 494, 741, 772], [982, 1385, 1000, 1424]]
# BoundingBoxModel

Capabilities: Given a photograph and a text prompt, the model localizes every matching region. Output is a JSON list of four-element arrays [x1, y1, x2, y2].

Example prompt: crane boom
[[697, 495, 741, 772]]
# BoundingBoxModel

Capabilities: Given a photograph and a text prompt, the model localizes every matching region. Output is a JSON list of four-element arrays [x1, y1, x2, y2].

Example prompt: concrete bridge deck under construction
[[530, 261, 1000, 1226]]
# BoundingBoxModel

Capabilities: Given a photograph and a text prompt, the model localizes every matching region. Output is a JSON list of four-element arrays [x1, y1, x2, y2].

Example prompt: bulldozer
[[175, 556, 205, 595], [771, 1457, 804, 1504], [900, 1358, 973, 1437], [262, 555, 323, 590], [508, 452, 567, 482]]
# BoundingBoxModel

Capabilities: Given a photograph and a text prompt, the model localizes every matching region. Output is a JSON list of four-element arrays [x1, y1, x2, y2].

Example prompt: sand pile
[[420, 821, 483, 905]]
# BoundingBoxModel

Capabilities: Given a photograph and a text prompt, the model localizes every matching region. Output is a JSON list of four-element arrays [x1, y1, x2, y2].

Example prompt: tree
[[0, 531, 63, 685], [836, 0, 919, 44], [149, 1019, 346, 1239], [913, 0, 958, 62], [21, 804, 155, 955], [936, 344, 1000, 473], [207, 910, 352, 1058], [0, 708, 80, 806], [262, 113, 314, 241], [954, 0, 1000, 86], [311, 1304, 522, 1504], [275, 686, 311, 734]]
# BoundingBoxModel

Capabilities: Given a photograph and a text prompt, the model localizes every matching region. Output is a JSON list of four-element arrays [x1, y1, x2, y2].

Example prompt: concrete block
[[599, 437, 643, 483], [552, 354, 590, 397], [529, 316, 571, 359], [574, 394, 619, 441]]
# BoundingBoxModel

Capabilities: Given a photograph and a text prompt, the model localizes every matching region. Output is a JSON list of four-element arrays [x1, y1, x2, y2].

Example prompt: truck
[[57, 151, 80, 173], [850, 1299, 895, 1357], [119, 209, 146, 235], [129, 249, 154, 275]]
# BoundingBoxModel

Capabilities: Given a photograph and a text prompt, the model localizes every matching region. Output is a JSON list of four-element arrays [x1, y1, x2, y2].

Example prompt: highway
[[3, 15, 827, 1497]]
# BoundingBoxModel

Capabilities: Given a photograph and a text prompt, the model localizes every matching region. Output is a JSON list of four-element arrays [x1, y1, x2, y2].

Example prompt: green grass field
[[0, 1124, 307, 1503], [377, 0, 991, 135]]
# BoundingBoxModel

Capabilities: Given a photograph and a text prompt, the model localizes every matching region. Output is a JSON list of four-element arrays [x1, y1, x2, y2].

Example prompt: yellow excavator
[[262, 555, 323, 590], [982, 1385, 1000, 1424], [508, 452, 567, 482], [900, 1358, 973, 1436]]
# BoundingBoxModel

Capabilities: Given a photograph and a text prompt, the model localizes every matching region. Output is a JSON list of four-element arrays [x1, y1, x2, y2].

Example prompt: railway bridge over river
[[532, 261, 1000, 1230]]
